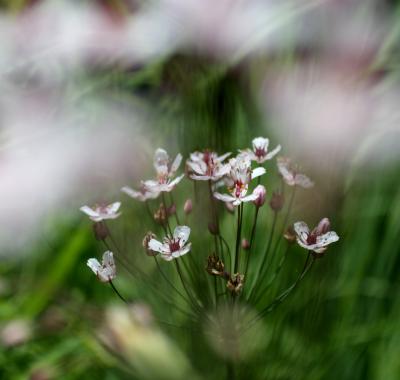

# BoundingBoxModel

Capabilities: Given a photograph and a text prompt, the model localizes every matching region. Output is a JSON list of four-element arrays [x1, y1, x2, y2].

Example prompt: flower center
[[255, 147, 266, 158], [168, 238, 181, 252], [307, 234, 317, 245]]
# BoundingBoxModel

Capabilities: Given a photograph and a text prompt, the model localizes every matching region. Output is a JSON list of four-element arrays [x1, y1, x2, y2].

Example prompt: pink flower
[[277, 157, 314, 188], [148, 226, 191, 261], [80, 202, 121, 222], [213, 154, 266, 206], [142, 148, 184, 193], [87, 251, 116, 282], [294, 218, 339, 255], [241, 137, 281, 164], [186, 150, 231, 181], [121, 184, 160, 202]]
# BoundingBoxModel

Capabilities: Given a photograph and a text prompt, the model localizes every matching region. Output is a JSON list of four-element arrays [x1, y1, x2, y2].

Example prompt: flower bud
[[93, 221, 109, 241], [183, 199, 193, 215], [167, 204, 176, 216], [241, 238, 250, 250], [253, 185, 266, 208], [225, 202, 235, 214], [208, 222, 219, 235], [269, 191, 284, 212], [142, 232, 158, 256]]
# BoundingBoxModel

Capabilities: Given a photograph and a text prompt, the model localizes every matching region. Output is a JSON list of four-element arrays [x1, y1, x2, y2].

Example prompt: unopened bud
[[241, 238, 250, 250], [142, 232, 158, 256], [183, 199, 193, 214], [93, 221, 109, 241], [154, 204, 167, 224], [284, 226, 296, 244], [253, 185, 266, 208], [167, 204, 176, 216], [208, 222, 219, 235], [225, 202, 235, 214], [269, 191, 284, 212]]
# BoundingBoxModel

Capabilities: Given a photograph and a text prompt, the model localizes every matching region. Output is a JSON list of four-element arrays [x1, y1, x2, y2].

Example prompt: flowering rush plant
[[80, 138, 339, 336]]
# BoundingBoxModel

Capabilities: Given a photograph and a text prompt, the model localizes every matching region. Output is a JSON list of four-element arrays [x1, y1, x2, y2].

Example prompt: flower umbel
[[148, 226, 192, 261], [294, 218, 339, 256], [80, 202, 121, 222], [87, 251, 116, 282]]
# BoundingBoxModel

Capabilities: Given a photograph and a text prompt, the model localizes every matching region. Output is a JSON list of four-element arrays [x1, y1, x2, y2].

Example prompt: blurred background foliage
[[1, 0, 400, 379]]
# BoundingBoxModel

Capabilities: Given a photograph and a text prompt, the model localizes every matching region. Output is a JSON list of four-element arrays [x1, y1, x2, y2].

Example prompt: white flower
[[241, 137, 281, 164], [143, 148, 184, 193], [213, 154, 266, 206], [80, 202, 121, 222], [87, 251, 116, 282], [148, 226, 191, 261], [277, 157, 314, 188], [186, 150, 231, 181], [121, 184, 160, 202], [294, 218, 339, 255]]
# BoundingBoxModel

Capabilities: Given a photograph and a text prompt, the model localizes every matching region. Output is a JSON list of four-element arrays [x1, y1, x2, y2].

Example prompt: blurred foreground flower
[[100, 305, 197, 380], [1, 319, 32, 347], [186, 150, 231, 181]]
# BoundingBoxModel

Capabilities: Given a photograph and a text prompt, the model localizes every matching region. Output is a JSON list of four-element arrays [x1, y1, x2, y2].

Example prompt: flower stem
[[233, 203, 243, 273], [243, 206, 259, 282], [174, 260, 200, 312], [109, 280, 127, 303]]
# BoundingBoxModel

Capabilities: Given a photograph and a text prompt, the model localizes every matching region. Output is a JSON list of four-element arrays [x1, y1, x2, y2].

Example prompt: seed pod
[[284, 226, 296, 244], [154, 204, 167, 224], [208, 222, 219, 235], [206, 254, 225, 276], [227, 273, 245, 295]]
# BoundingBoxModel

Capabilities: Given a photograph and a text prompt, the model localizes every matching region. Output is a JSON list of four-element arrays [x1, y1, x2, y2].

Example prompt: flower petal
[[170, 153, 182, 174], [295, 174, 314, 189], [214, 192, 236, 203], [251, 167, 266, 179], [294, 221, 310, 242], [316, 231, 339, 246], [87, 258, 101, 274], [80, 206, 98, 218], [107, 202, 121, 214], [265, 144, 281, 160], [173, 226, 190, 245], [148, 239, 167, 254]]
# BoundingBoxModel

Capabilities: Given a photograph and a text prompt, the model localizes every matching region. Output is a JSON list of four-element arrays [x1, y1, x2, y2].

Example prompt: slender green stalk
[[109, 280, 127, 303], [233, 203, 244, 273], [243, 206, 259, 281]]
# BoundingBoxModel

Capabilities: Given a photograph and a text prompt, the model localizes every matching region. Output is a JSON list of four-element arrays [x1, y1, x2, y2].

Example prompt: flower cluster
[[80, 137, 339, 324]]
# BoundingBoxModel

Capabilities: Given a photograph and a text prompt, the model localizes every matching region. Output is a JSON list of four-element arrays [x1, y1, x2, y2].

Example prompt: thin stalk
[[243, 206, 259, 281], [246, 254, 315, 329], [246, 211, 277, 300], [233, 203, 243, 273], [153, 257, 192, 307], [109, 280, 127, 303], [175, 260, 201, 312], [162, 193, 173, 235], [169, 192, 181, 225]]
